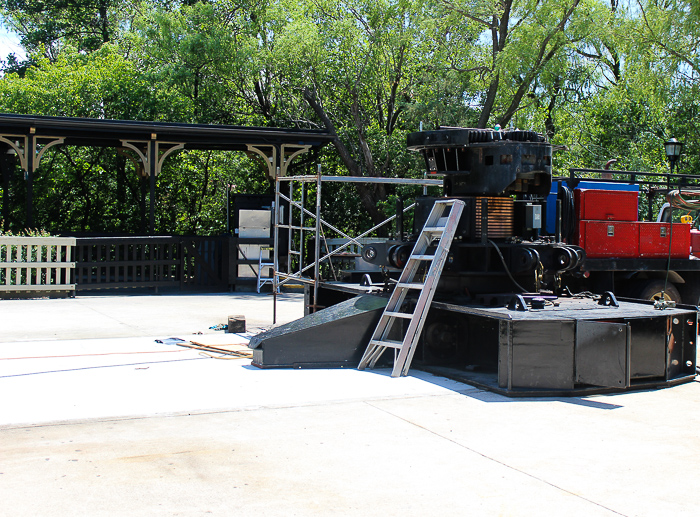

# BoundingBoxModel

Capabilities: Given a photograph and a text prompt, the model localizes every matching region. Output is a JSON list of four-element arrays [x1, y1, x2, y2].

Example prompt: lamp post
[[664, 137, 684, 174]]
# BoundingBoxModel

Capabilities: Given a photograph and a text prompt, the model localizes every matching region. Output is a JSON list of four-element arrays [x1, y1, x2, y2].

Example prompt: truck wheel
[[635, 280, 682, 303]]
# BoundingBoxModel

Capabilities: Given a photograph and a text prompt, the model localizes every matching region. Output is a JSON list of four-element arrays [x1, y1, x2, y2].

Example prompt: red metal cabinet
[[691, 229, 700, 257], [578, 221, 639, 258], [575, 189, 639, 222], [638, 222, 690, 258]]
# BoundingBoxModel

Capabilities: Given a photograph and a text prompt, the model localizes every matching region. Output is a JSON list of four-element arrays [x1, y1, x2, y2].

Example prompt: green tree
[[0, 0, 132, 60], [548, 0, 700, 176], [130, 1, 257, 124], [0, 40, 276, 234], [439, 0, 611, 129], [0, 44, 186, 119], [631, 0, 700, 170], [0, 45, 183, 233], [256, 0, 432, 229], [5, 0, 699, 238]]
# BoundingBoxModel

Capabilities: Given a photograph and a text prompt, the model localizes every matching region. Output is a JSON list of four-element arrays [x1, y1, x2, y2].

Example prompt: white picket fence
[[0, 237, 76, 295]]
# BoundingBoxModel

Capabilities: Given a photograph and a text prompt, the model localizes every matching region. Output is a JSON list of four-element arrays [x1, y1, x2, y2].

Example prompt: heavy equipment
[[250, 128, 697, 396]]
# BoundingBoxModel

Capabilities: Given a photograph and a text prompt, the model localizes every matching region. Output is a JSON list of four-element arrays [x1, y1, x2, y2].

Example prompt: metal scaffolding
[[271, 171, 442, 322]]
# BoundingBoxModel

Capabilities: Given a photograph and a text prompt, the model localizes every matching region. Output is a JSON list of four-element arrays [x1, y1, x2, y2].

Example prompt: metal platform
[[426, 296, 697, 396], [252, 281, 697, 396]]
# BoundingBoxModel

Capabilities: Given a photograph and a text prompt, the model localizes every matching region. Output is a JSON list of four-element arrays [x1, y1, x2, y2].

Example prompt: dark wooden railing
[[74, 236, 231, 291], [181, 236, 231, 290]]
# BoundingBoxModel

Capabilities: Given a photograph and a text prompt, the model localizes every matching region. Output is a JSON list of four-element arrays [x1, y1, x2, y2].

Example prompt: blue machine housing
[[546, 180, 640, 234]]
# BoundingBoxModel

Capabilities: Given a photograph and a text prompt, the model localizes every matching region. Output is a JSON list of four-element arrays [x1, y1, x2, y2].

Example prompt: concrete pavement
[[1, 292, 699, 516], [0, 292, 304, 342]]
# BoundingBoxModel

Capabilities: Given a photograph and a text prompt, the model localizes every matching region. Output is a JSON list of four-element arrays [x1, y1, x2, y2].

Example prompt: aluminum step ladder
[[358, 199, 465, 377], [256, 246, 278, 293]]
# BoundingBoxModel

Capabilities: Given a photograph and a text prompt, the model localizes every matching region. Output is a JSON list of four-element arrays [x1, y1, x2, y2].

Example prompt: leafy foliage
[[0, 0, 132, 59]]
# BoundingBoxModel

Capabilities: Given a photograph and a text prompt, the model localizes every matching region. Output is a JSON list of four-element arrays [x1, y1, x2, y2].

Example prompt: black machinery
[[250, 128, 697, 396], [362, 128, 584, 299]]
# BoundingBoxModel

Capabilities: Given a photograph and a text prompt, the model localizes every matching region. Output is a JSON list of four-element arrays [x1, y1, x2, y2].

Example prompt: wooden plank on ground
[[177, 333, 253, 358]]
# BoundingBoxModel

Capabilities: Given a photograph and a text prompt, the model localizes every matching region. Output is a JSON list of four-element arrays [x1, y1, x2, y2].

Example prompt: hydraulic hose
[[489, 239, 529, 293]]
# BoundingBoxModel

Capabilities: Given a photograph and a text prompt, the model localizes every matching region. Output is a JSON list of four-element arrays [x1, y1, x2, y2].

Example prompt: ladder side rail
[[364, 344, 389, 369], [424, 201, 448, 225]]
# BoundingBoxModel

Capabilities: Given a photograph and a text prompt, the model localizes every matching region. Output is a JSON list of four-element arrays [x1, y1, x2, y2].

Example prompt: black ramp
[[250, 295, 388, 368]]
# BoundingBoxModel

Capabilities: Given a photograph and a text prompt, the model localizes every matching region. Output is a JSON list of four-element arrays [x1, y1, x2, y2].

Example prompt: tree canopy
[[0, 0, 698, 235]]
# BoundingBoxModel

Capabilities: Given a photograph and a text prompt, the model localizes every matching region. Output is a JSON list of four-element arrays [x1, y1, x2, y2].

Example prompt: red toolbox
[[578, 220, 639, 258], [639, 222, 690, 258], [692, 229, 700, 257], [575, 189, 639, 221]]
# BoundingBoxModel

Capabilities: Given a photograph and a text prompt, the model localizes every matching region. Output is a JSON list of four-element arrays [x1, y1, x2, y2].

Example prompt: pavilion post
[[26, 134, 35, 229], [1, 150, 12, 231], [149, 139, 156, 235]]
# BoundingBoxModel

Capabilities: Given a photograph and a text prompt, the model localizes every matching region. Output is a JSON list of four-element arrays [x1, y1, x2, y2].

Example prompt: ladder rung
[[369, 339, 403, 349], [410, 254, 435, 260], [422, 227, 445, 233], [384, 311, 413, 319], [396, 282, 424, 289]]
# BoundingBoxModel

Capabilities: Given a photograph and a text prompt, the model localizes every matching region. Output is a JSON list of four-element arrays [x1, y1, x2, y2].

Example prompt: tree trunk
[[303, 88, 389, 232], [478, 74, 500, 128], [99, 2, 110, 44]]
